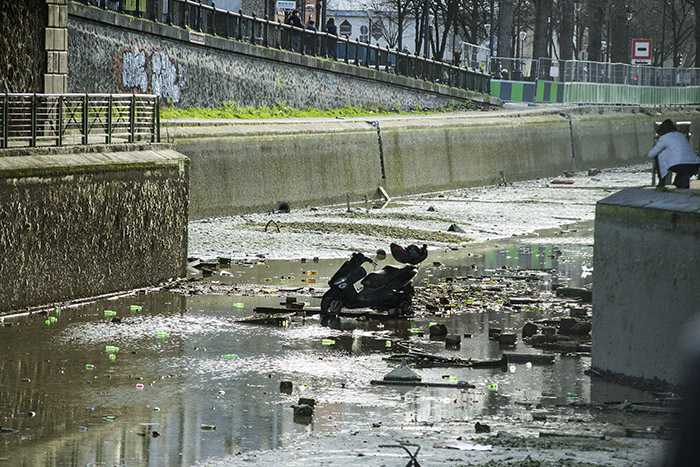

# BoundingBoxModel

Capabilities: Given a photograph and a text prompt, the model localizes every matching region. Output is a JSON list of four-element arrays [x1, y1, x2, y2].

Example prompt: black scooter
[[320, 243, 428, 319]]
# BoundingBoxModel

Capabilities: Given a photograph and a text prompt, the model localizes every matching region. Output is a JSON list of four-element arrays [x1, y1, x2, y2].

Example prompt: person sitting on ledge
[[648, 118, 700, 189]]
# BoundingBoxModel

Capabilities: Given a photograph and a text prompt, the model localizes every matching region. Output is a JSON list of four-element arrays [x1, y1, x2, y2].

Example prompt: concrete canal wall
[[171, 108, 699, 218], [592, 187, 700, 388], [0, 145, 189, 314]]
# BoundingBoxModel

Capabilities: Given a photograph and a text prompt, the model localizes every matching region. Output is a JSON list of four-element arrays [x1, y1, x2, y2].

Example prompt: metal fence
[[0, 94, 160, 149], [489, 57, 538, 81], [75, 0, 490, 95], [461, 42, 491, 75], [538, 58, 700, 87]]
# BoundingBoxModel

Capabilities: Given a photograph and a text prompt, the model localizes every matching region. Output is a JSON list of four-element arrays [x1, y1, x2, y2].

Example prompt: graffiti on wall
[[151, 47, 181, 103], [121, 43, 148, 92], [116, 41, 185, 103]]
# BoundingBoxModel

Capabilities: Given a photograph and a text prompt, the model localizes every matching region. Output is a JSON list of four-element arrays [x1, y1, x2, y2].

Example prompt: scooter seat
[[361, 265, 414, 288]]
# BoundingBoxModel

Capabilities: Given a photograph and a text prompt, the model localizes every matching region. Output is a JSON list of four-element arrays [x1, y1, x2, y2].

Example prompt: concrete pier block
[[592, 186, 700, 388]]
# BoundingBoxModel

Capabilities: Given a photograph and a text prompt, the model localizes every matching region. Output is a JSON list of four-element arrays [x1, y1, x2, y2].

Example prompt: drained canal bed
[[0, 165, 678, 466]]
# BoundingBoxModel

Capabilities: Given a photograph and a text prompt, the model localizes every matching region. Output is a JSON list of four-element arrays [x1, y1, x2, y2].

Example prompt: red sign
[[631, 39, 652, 64]]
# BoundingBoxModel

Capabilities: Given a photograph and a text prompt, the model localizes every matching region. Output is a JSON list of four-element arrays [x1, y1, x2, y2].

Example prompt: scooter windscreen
[[390, 243, 428, 265]]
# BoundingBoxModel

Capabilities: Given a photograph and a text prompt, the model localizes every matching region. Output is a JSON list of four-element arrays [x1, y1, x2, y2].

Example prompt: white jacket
[[648, 131, 700, 178]]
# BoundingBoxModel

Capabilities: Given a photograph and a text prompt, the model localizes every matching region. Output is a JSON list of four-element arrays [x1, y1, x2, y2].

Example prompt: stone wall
[[0, 0, 48, 92], [0, 147, 189, 314], [67, 2, 491, 109]]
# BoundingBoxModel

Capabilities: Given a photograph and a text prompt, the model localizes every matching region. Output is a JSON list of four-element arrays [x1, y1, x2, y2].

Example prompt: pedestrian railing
[[0, 93, 160, 149], [488, 56, 700, 105], [74, 0, 490, 95]]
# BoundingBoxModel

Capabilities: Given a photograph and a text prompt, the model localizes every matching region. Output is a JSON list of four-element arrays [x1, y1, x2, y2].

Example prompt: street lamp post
[[517, 30, 526, 79], [573, 0, 581, 59], [519, 31, 527, 59], [626, 4, 633, 63]]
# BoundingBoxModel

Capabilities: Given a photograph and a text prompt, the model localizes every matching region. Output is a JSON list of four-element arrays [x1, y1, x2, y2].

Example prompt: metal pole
[[1, 94, 7, 148], [489, 0, 495, 57], [31, 94, 37, 147], [129, 93, 136, 143], [82, 93, 88, 145], [660, 0, 666, 66], [107, 95, 112, 144], [57, 95, 63, 146], [423, 0, 429, 58]]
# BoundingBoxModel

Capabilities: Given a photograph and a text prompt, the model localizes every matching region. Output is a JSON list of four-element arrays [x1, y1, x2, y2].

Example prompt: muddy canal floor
[[1, 165, 680, 466]]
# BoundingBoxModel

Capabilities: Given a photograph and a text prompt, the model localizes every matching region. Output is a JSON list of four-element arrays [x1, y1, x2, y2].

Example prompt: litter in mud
[[433, 441, 492, 451]]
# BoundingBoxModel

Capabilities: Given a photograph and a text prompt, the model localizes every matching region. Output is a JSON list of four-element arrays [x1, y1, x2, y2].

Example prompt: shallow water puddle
[[0, 237, 653, 466]]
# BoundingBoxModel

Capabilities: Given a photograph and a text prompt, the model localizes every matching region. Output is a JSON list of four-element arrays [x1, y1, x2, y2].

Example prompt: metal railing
[[0, 93, 160, 149], [74, 0, 490, 95]]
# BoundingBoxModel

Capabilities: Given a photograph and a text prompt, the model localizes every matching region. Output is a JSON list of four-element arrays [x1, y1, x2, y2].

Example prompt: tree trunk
[[609, 2, 628, 63], [586, 0, 606, 62], [532, 0, 552, 59], [497, 0, 514, 58], [558, 0, 574, 61], [696, 0, 700, 66]]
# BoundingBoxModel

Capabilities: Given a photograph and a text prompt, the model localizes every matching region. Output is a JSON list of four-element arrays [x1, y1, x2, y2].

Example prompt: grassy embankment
[[160, 101, 479, 120]]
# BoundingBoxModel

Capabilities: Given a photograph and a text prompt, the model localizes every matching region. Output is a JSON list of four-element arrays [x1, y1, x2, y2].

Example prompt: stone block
[[46, 0, 67, 4], [522, 322, 538, 338], [445, 335, 461, 347], [499, 333, 517, 346], [48, 4, 68, 28], [46, 51, 68, 75], [44, 74, 67, 94], [45, 28, 68, 51], [293, 404, 313, 417]]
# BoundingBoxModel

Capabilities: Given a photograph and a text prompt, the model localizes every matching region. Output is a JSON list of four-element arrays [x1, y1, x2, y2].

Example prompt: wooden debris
[[236, 312, 295, 325]]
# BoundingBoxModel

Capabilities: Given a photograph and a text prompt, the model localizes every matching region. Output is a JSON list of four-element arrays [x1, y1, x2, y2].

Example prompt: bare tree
[[665, 0, 694, 66], [585, 0, 606, 62], [497, 0, 514, 58], [371, 0, 411, 49], [557, 0, 574, 60], [609, 2, 629, 63], [532, 0, 552, 59]]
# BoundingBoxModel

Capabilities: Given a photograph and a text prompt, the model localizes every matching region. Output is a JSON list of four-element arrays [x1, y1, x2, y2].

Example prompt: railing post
[[82, 93, 88, 145], [197, 0, 202, 32], [166, 0, 172, 24], [354, 41, 359, 66], [155, 97, 161, 143], [1, 94, 7, 148], [31, 93, 37, 147], [263, 16, 268, 47], [129, 93, 136, 143], [236, 9, 242, 40], [211, 2, 216, 36], [276, 19, 282, 49], [107, 94, 113, 144], [250, 14, 256, 44], [57, 95, 63, 146]]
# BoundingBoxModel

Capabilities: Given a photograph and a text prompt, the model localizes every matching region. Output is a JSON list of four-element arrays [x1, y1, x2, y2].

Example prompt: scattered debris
[[434, 441, 492, 451]]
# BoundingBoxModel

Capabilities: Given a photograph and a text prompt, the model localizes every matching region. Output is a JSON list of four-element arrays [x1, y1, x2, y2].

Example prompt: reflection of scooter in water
[[320, 244, 428, 322]]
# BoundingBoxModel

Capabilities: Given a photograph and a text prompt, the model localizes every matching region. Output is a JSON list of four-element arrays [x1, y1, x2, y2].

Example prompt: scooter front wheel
[[321, 292, 343, 316]]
